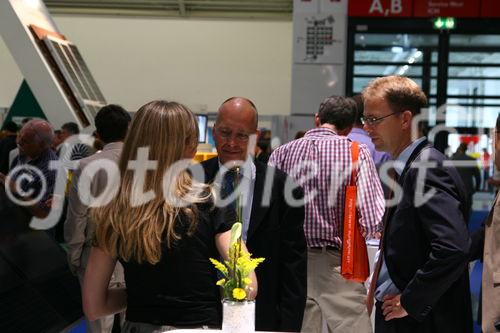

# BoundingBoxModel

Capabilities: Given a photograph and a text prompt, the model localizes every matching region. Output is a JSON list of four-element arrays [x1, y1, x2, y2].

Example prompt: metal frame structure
[[346, 18, 500, 150]]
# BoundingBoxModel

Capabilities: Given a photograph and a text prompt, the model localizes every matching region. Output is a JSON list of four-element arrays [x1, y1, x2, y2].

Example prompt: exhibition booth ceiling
[[44, 0, 293, 19]]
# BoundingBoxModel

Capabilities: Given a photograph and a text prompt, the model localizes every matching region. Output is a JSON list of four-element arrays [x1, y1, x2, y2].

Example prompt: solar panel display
[[42, 35, 106, 119]]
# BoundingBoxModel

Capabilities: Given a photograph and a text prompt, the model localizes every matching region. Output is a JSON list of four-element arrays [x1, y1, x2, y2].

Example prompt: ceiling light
[[391, 46, 403, 53]]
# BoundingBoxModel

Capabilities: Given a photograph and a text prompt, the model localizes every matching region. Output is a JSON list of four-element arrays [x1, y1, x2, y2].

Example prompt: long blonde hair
[[92, 100, 209, 264]]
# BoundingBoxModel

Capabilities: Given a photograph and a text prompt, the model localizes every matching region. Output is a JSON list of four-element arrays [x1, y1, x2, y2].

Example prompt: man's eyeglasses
[[215, 127, 251, 143], [361, 112, 400, 126]]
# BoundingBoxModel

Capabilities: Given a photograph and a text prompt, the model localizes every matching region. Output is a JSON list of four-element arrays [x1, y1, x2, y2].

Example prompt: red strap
[[350, 142, 359, 186]]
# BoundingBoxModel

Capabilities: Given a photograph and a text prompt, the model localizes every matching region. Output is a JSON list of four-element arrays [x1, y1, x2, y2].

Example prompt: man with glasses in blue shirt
[[363, 75, 472, 333]]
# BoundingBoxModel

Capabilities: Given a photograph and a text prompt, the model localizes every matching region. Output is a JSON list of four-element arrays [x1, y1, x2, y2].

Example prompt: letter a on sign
[[369, 0, 383, 14]]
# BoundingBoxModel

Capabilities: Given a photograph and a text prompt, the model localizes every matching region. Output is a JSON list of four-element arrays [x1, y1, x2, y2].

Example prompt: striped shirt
[[269, 127, 385, 248], [57, 142, 92, 162]]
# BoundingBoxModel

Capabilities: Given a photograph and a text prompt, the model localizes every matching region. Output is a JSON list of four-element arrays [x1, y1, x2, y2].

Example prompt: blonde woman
[[83, 101, 255, 332]]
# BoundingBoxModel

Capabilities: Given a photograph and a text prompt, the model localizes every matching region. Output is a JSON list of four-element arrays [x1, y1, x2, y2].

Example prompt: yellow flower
[[242, 277, 252, 286], [209, 258, 228, 276], [232, 288, 247, 300], [237, 255, 265, 276], [216, 278, 226, 286]]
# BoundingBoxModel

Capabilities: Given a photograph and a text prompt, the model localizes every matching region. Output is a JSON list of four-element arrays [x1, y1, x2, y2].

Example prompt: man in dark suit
[[363, 76, 472, 333], [451, 143, 481, 214], [201, 97, 307, 332]]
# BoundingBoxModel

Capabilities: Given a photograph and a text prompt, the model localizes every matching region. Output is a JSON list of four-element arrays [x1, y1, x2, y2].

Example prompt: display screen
[[197, 114, 207, 143]]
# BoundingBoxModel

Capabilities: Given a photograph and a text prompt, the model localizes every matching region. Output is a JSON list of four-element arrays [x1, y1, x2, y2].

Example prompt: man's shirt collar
[[218, 156, 256, 181], [394, 137, 426, 175]]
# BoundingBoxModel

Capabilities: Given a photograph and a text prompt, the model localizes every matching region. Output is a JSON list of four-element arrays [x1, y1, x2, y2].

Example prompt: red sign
[[413, 0, 480, 17], [459, 135, 480, 145], [348, 0, 413, 17], [481, 0, 500, 17]]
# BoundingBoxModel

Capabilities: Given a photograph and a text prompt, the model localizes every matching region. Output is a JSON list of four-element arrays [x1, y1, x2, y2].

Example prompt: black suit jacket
[[201, 157, 307, 332], [382, 141, 473, 333]]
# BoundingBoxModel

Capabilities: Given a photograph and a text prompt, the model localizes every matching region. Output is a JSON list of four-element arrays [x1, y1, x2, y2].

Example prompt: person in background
[[255, 129, 272, 163], [21, 117, 32, 126], [0, 119, 57, 219], [294, 130, 306, 140], [8, 118, 32, 170], [55, 122, 93, 242], [51, 130, 63, 151], [201, 97, 307, 332], [0, 121, 19, 174], [451, 143, 481, 215], [65, 104, 131, 333], [57, 122, 92, 161], [348, 94, 390, 168], [362, 75, 472, 333], [83, 100, 248, 332], [470, 114, 500, 333], [269, 96, 385, 333], [482, 148, 492, 191], [254, 130, 271, 164]]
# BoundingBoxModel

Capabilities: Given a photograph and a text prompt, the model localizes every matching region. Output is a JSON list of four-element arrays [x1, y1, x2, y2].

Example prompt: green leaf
[[230, 222, 242, 246]]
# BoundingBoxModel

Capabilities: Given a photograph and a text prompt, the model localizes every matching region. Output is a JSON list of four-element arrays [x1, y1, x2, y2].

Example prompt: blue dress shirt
[[375, 137, 426, 301]]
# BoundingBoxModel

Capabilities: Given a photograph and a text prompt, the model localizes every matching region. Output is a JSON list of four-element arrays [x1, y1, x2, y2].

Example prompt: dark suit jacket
[[0, 134, 17, 174], [382, 141, 472, 333], [201, 157, 307, 332], [451, 152, 481, 199]]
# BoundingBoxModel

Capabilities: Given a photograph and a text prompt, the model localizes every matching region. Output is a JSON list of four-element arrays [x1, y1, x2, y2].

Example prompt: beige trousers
[[301, 248, 372, 333]]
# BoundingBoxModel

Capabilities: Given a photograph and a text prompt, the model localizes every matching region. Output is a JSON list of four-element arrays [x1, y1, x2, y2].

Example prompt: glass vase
[[222, 299, 255, 333]]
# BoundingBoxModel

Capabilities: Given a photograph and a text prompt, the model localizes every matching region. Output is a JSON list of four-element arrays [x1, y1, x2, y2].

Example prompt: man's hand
[[487, 178, 500, 187], [381, 294, 408, 321], [44, 194, 63, 210]]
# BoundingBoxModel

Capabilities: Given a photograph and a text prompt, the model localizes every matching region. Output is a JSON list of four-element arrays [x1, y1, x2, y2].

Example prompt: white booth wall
[[0, 15, 293, 116]]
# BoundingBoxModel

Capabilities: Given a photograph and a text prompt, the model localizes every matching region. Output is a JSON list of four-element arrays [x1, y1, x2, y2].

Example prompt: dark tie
[[366, 167, 398, 315], [222, 169, 237, 208]]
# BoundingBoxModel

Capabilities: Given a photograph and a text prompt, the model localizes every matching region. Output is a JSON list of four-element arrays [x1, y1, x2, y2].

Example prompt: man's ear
[[401, 110, 413, 130], [314, 113, 321, 127]]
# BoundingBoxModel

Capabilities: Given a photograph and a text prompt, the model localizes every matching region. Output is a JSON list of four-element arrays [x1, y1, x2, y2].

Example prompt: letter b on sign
[[391, 0, 402, 14]]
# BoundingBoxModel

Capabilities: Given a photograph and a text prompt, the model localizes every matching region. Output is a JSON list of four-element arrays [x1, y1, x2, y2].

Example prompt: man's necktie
[[366, 167, 398, 315], [222, 169, 237, 209]]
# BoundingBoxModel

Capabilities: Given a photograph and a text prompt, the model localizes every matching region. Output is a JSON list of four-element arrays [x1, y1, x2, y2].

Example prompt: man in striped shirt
[[269, 96, 385, 333], [57, 122, 92, 161]]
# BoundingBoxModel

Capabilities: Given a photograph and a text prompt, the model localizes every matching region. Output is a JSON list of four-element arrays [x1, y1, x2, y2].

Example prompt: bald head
[[216, 97, 258, 130], [23, 120, 54, 146], [18, 119, 54, 158], [213, 97, 259, 164]]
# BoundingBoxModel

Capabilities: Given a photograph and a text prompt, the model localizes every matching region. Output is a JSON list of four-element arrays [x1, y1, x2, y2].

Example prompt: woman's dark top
[[120, 201, 234, 327]]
